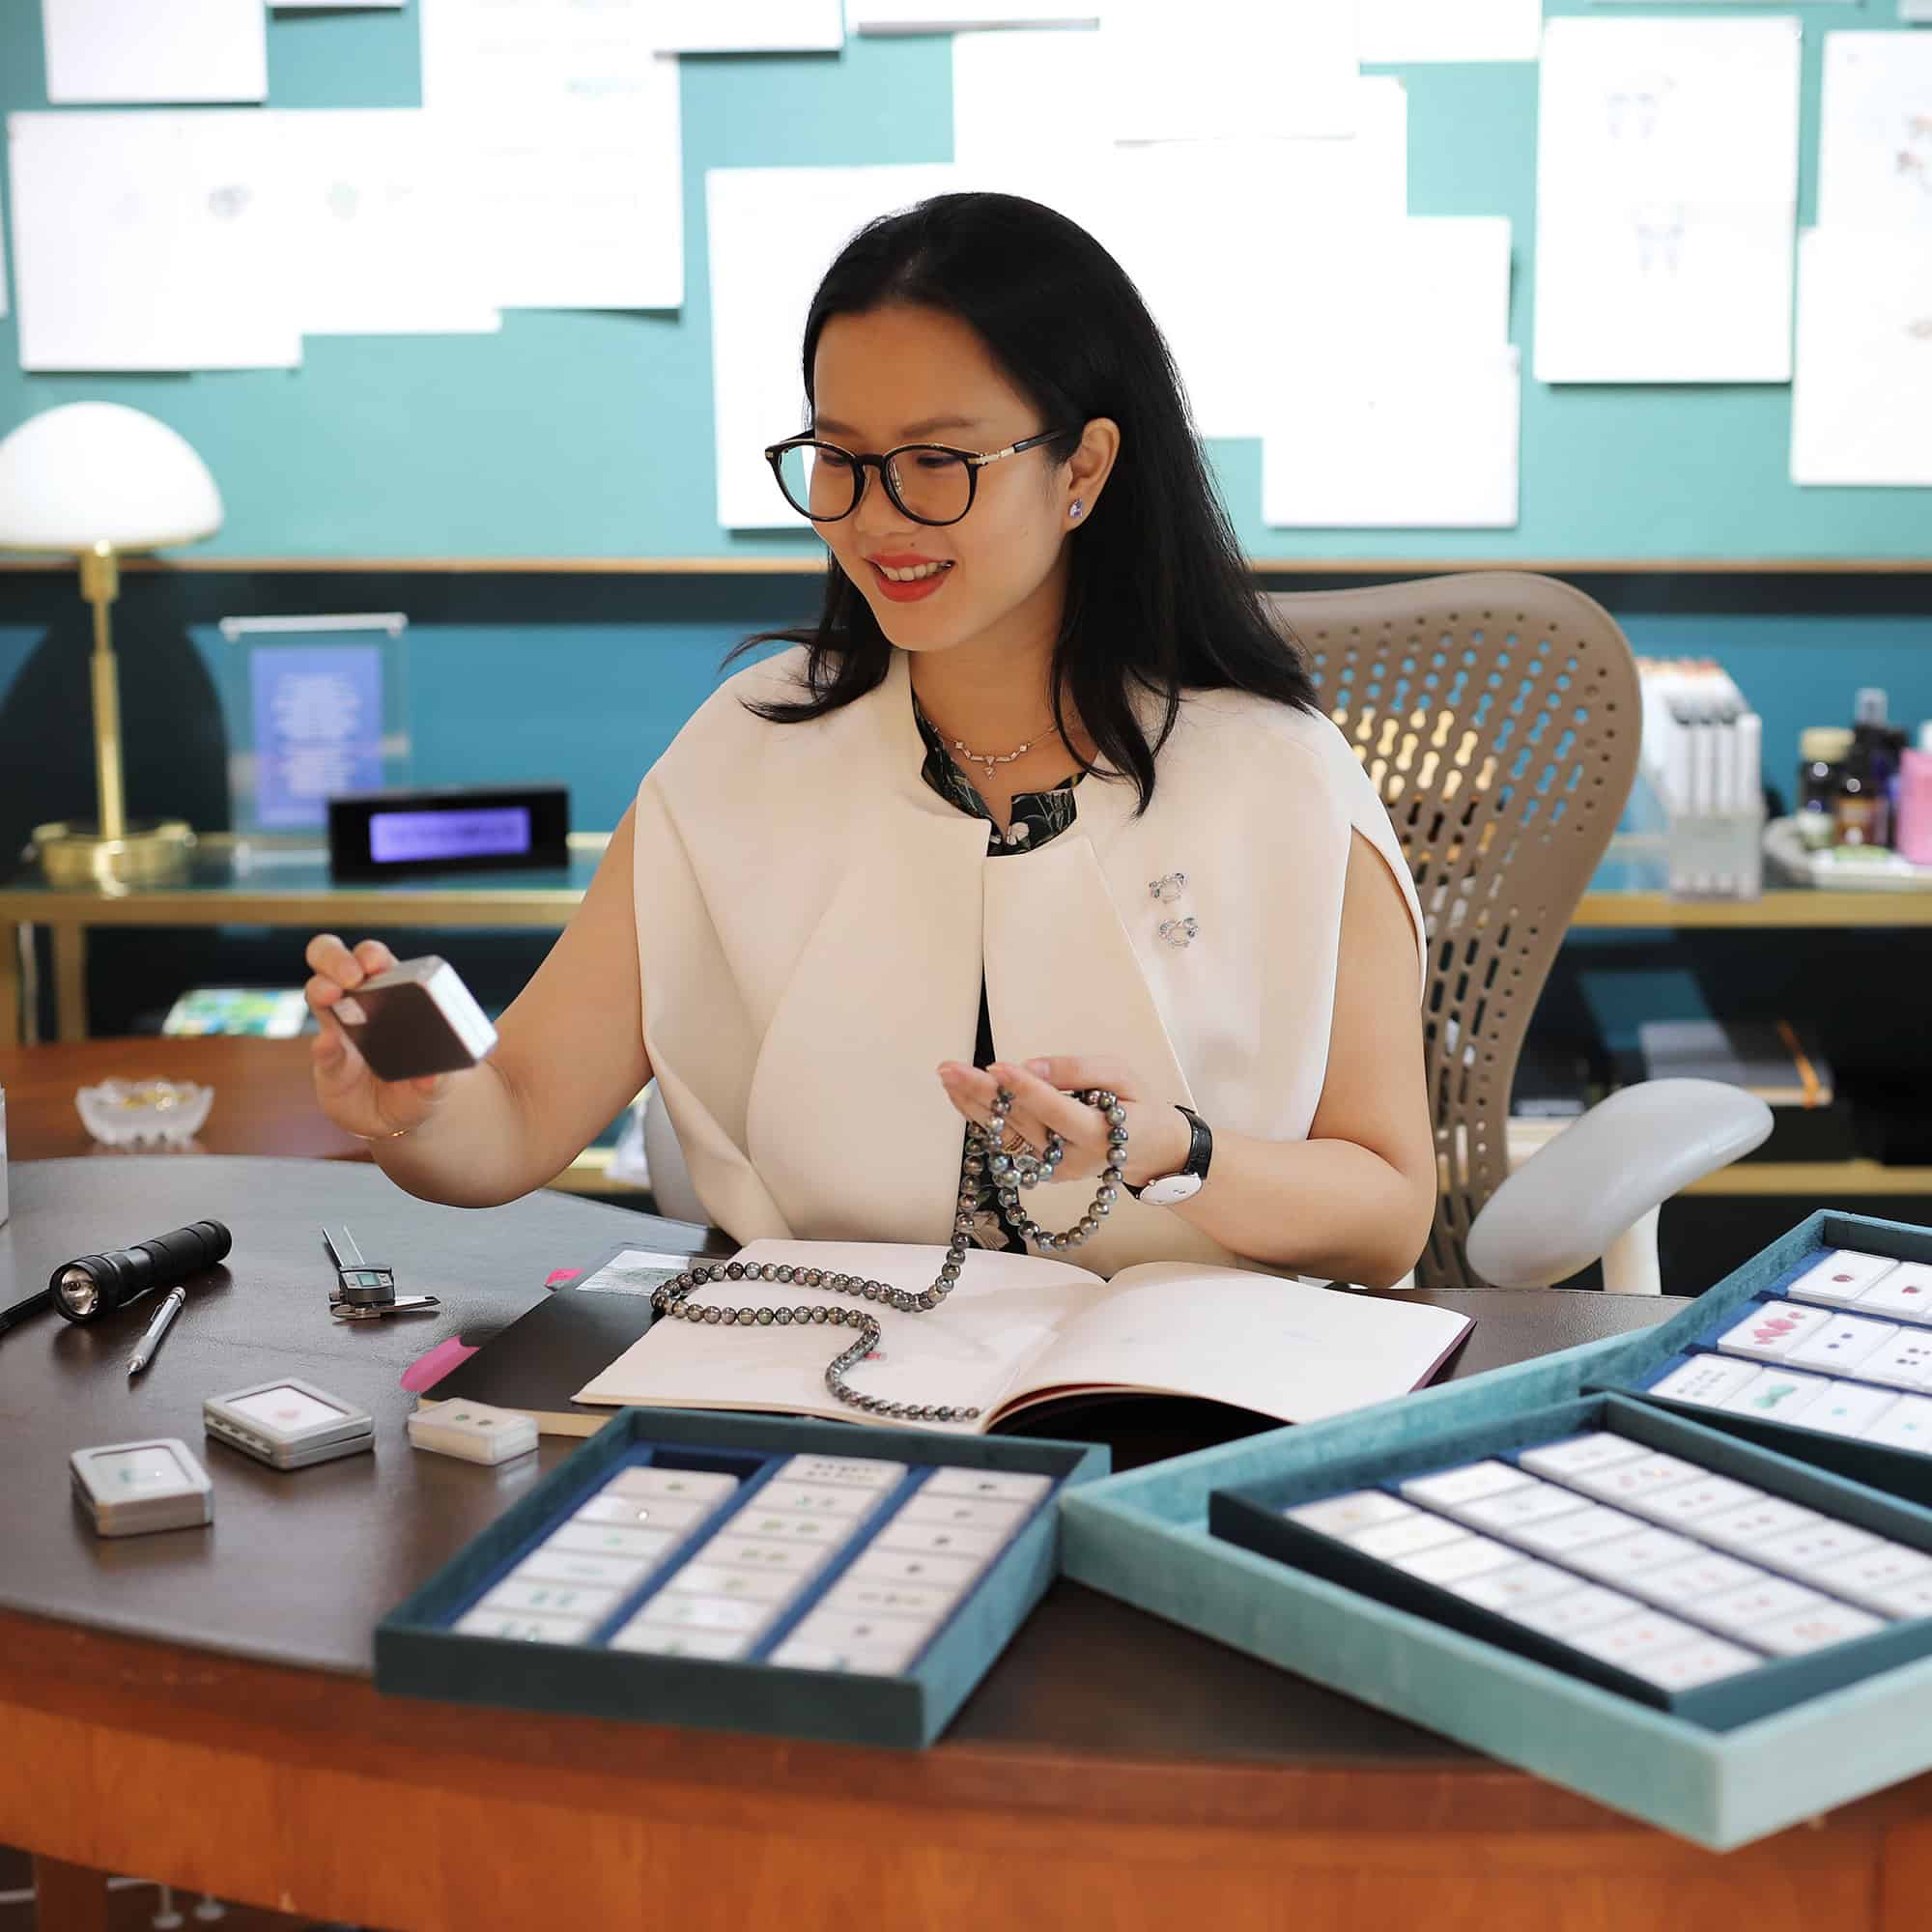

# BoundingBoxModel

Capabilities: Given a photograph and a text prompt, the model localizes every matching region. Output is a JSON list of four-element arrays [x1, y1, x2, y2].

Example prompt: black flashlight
[[50, 1220, 232, 1323]]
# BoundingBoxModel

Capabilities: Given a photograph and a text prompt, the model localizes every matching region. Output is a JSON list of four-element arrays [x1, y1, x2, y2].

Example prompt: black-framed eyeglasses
[[762, 429, 1070, 528]]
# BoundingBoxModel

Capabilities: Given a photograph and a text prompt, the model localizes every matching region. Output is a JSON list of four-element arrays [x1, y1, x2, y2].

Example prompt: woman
[[305, 192, 1435, 1291]]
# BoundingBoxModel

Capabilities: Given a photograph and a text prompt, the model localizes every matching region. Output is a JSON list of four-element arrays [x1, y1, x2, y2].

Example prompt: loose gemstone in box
[[1506, 1584, 1648, 1638], [1456, 1482, 1594, 1532], [1715, 1302, 1833, 1366], [1444, 1559, 1581, 1610], [1285, 1491, 1418, 1539], [1627, 1550, 1765, 1607], [1517, 1434, 1648, 1481], [1852, 1264, 1932, 1325], [1787, 1316, 1903, 1376], [1719, 1368, 1833, 1420], [1392, 1534, 1520, 1584], [1799, 1383, 1900, 1439], [1682, 1576, 1828, 1639], [1745, 1603, 1887, 1656], [1506, 1504, 1649, 1558], [1646, 1356, 1762, 1409], [1784, 1249, 1900, 1309], [1397, 1461, 1534, 1510]]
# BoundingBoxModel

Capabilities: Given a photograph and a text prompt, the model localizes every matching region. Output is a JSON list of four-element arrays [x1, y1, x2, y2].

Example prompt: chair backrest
[[1267, 572, 1642, 1292]]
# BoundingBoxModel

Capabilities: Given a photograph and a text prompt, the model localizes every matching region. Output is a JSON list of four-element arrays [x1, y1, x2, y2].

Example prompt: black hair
[[731, 190, 1317, 810]]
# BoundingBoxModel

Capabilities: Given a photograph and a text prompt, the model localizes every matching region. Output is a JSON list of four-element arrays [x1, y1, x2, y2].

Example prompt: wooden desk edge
[[8, 1606, 1932, 1932]]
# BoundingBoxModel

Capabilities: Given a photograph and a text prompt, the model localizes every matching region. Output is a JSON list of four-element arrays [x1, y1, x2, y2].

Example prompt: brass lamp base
[[31, 818, 196, 889]]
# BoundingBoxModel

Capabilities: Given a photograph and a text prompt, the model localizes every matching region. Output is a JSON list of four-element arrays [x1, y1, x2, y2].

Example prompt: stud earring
[[1068, 500, 1085, 522], [1157, 916, 1199, 949], [1148, 871, 1187, 904]]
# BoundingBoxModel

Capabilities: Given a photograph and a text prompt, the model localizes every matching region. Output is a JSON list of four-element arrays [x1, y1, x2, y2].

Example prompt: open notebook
[[572, 1239, 1474, 1436]]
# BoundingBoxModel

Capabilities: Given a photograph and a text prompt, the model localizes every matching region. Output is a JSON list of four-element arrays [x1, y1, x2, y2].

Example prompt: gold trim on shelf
[[1570, 890, 1932, 929], [1683, 1159, 1932, 1198], [5, 882, 1927, 930]]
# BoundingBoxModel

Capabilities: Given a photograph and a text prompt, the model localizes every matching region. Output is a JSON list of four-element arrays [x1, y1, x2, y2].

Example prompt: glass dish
[[75, 1078, 214, 1147]]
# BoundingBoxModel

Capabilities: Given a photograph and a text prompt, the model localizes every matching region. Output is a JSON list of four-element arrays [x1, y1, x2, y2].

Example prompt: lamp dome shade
[[0, 402, 223, 553]]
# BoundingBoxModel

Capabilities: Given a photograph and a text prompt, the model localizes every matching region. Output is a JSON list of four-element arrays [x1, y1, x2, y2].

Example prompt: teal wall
[[2, 569, 1926, 834], [1, 1, 1928, 562]]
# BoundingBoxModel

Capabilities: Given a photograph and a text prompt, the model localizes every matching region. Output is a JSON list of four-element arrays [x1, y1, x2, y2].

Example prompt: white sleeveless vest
[[631, 646, 1425, 1278]]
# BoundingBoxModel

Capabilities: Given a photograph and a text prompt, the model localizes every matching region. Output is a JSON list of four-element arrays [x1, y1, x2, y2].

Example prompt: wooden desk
[[7, 1155, 1932, 1929], [0, 1037, 628, 1199], [0, 1035, 363, 1163]]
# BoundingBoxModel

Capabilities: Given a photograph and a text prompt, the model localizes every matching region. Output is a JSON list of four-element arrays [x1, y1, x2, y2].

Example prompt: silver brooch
[[1148, 871, 1187, 903], [1157, 916, 1199, 948]]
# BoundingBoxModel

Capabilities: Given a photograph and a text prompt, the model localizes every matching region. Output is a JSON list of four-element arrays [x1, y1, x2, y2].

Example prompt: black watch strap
[[1124, 1105, 1212, 1200]]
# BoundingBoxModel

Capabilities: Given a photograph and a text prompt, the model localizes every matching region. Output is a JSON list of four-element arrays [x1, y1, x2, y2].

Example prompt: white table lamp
[[0, 403, 224, 887]]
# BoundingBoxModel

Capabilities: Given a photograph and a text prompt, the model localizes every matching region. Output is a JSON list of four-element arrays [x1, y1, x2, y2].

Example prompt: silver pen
[[127, 1286, 187, 1378]]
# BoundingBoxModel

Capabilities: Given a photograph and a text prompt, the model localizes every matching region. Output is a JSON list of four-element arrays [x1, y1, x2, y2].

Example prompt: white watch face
[[1140, 1172, 1204, 1207]]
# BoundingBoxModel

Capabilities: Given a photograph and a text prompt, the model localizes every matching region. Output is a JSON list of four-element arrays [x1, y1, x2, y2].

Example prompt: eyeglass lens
[[774, 443, 973, 526]]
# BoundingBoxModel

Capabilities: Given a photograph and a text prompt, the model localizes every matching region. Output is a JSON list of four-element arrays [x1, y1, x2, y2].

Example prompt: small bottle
[[1797, 725, 1851, 849], [1835, 736, 1884, 847], [1898, 724, 1932, 868], [1853, 689, 1900, 847]]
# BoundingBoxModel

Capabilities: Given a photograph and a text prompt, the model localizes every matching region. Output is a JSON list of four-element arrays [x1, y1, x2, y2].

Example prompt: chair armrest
[[1464, 1079, 1773, 1289]]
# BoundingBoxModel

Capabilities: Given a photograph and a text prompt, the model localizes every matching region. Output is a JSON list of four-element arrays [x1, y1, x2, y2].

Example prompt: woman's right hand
[[303, 934, 449, 1142]]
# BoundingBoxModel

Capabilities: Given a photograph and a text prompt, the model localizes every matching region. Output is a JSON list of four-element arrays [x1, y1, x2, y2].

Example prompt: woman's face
[[808, 303, 1112, 661]]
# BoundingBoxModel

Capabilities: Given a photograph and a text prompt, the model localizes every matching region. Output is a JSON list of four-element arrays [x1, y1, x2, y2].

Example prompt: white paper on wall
[[1264, 344, 1521, 529], [419, 0, 684, 310], [1259, 216, 1514, 371], [275, 111, 501, 336], [1791, 227, 1932, 487], [42, 0, 267, 104], [1818, 34, 1932, 233], [8, 110, 299, 372], [1533, 16, 1801, 383], [272, 1, 404, 9], [1104, 0, 1361, 143], [952, 42, 1408, 437], [1358, 0, 1543, 64], [951, 27, 1101, 171], [1535, 203, 1795, 384], [1094, 90, 1414, 439], [706, 164, 957, 529], [1538, 16, 1802, 209], [656, 1, 844, 51], [850, 1, 1096, 30]]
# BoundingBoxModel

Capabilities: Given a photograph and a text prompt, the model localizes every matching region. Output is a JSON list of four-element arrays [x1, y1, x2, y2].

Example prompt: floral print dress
[[914, 700, 1082, 1254]]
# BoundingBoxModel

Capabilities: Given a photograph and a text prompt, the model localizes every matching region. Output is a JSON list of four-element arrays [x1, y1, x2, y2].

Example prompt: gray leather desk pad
[[0, 1157, 1686, 1763]]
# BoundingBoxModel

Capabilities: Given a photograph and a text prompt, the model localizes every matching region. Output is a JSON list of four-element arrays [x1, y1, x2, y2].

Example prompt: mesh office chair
[[642, 571, 1769, 1289], [1269, 571, 1768, 1293]]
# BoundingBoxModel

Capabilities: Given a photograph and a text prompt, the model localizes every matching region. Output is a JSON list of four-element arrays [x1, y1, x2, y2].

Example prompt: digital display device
[[327, 784, 569, 881], [369, 806, 533, 866]]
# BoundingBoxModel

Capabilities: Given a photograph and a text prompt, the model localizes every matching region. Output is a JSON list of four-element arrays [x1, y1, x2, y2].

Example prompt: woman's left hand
[[935, 1055, 1190, 1188]]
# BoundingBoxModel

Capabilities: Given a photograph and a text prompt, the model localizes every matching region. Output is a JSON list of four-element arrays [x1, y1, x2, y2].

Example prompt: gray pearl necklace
[[651, 1087, 1125, 1423]]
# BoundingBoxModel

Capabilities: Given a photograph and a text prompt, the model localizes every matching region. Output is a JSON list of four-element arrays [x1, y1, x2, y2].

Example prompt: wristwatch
[[1126, 1105, 1212, 1208]]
